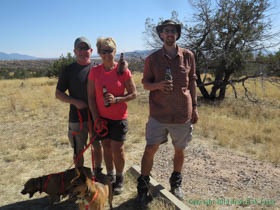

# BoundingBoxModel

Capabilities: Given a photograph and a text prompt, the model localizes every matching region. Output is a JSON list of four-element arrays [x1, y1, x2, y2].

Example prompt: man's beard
[[165, 37, 176, 46]]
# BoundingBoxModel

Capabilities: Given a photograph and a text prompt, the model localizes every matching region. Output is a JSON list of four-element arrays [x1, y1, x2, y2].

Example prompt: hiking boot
[[169, 171, 184, 201], [170, 185, 184, 201], [136, 175, 152, 207], [93, 167, 103, 182], [113, 175, 124, 195], [107, 173, 116, 184]]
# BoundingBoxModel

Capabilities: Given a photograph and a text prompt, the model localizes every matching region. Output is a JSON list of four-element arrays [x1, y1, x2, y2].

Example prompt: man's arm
[[55, 65, 88, 110], [55, 89, 88, 109], [142, 57, 173, 93], [188, 52, 199, 124]]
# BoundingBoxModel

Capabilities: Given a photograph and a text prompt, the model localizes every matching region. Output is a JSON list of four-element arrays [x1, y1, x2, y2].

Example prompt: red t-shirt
[[88, 63, 132, 120]]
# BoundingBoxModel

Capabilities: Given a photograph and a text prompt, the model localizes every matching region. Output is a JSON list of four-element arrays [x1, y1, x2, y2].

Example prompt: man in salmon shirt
[[136, 20, 199, 204]]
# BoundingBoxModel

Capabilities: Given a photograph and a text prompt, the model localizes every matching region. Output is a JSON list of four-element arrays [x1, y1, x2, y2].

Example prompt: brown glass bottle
[[165, 67, 172, 81], [117, 53, 125, 75], [103, 86, 110, 107]]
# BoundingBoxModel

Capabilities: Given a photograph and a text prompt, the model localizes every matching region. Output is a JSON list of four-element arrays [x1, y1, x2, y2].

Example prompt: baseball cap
[[74, 37, 91, 49]]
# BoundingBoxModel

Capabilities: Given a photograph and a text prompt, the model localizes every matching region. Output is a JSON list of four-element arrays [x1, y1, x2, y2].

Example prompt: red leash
[[74, 117, 108, 166], [71, 110, 83, 137], [43, 175, 52, 192], [85, 187, 99, 210], [73, 110, 108, 180], [43, 110, 104, 193]]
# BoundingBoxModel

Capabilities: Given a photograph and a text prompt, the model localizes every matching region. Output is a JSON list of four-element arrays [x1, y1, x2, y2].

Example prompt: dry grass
[[196, 77, 280, 163], [0, 77, 71, 201], [0, 72, 279, 208]]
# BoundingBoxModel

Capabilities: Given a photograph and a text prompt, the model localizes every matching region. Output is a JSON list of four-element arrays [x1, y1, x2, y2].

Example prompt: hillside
[[0, 52, 39, 60], [0, 55, 146, 79], [0, 50, 153, 61], [0, 59, 54, 70]]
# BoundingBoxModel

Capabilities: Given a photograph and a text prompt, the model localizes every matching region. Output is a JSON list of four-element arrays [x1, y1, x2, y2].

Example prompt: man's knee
[[144, 144, 159, 157]]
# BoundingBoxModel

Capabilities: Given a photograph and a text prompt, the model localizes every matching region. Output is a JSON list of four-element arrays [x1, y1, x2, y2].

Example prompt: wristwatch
[[115, 97, 121, 103]]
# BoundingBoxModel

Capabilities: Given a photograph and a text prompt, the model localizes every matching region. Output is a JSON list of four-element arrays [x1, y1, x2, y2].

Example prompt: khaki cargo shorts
[[145, 117, 193, 149], [68, 122, 100, 152]]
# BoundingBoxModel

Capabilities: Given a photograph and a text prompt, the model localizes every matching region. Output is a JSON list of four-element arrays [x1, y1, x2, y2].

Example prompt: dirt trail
[[150, 136, 280, 209]]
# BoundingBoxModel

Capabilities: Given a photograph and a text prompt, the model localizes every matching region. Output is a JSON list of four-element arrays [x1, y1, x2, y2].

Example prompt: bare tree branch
[[229, 82, 238, 99], [242, 80, 259, 103]]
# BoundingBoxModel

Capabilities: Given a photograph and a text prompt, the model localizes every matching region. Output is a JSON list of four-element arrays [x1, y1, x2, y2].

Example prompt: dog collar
[[85, 190, 99, 210], [43, 175, 52, 192]]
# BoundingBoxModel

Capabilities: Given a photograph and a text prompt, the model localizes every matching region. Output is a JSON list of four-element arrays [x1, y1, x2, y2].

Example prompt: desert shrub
[[47, 53, 76, 77]]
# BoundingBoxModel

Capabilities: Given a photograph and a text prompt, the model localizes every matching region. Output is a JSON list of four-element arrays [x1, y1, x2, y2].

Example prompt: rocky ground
[[150, 136, 280, 210]]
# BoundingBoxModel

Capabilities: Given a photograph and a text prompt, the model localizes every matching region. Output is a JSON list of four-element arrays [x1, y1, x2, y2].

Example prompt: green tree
[[127, 58, 145, 73], [256, 49, 280, 76], [13, 68, 31, 79], [47, 53, 76, 77], [0, 68, 10, 79]]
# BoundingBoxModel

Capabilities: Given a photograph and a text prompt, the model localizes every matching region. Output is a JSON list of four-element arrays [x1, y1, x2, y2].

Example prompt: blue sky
[[1, 0, 280, 58], [0, 0, 194, 58]]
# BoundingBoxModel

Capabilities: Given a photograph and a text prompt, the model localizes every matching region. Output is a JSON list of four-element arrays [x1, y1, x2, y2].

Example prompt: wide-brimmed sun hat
[[156, 19, 182, 41]]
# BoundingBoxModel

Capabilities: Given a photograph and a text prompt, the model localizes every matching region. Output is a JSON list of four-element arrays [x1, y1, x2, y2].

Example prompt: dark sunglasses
[[100, 49, 114, 54], [77, 46, 90, 51], [162, 28, 177, 34]]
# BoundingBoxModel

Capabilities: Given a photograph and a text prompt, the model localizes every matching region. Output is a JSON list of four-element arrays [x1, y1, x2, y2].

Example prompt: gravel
[[149, 136, 280, 209]]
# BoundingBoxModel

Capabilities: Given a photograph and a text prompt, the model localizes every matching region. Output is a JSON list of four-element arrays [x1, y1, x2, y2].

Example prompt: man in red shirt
[[137, 20, 199, 204]]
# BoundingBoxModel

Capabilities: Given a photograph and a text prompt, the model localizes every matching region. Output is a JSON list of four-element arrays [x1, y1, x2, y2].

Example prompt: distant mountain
[[116, 49, 155, 59], [0, 52, 39, 60], [91, 49, 155, 60], [0, 49, 155, 61]]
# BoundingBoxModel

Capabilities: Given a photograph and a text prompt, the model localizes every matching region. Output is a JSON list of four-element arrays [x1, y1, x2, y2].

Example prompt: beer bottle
[[103, 86, 110, 107], [117, 53, 125, 75], [165, 67, 172, 81]]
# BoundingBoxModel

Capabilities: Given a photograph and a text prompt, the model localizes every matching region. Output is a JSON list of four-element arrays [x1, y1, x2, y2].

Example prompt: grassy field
[[196, 76, 280, 163], [0, 72, 279, 209]]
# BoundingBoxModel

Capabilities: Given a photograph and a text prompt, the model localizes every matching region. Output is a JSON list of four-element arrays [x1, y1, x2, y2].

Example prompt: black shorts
[[96, 118, 128, 142]]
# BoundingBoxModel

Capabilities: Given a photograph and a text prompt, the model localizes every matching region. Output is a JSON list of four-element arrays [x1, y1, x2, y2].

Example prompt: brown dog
[[73, 176, 113, 210], [21, 166, 92, 204]]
